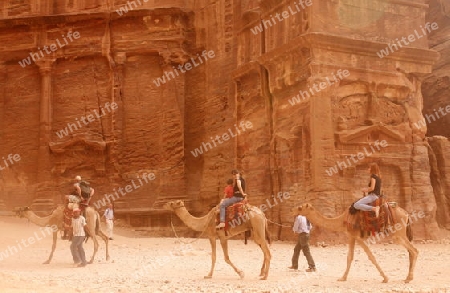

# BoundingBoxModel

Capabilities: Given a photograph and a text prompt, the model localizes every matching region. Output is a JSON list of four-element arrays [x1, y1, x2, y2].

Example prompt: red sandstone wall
[[0, 0, 448, 241]]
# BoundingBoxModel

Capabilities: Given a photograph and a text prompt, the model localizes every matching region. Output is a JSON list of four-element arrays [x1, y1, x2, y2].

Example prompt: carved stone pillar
[[0, 65, 5, 148], [108, 52, 126, 180], [36, 59, 55, 182]]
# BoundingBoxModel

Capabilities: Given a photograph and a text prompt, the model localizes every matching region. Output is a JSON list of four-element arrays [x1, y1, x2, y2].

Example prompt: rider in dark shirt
[[353, 163, 382, 217], [216, 170, 247, 228]]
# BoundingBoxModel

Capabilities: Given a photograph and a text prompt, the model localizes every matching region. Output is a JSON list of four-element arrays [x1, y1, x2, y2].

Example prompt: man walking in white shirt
[[289, 212, 316, 272], [103, 203, 114, 240], [70, 208, 90, 267]]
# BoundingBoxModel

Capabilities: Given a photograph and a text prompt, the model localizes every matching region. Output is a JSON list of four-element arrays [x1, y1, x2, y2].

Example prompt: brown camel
[[15, 205, 110, 264], [163, 200, 271, 280], [291, 203, 418, 283]]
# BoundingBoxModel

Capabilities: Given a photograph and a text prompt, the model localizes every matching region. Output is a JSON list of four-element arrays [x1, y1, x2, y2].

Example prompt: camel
[[291, 203, 418, 283], [15, 205, 110, 264], [163, 200, 271, 280]]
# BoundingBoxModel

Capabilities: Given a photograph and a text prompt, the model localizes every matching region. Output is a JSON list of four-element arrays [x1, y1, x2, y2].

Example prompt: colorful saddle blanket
[[345, 196, 396, 237], [217, 199, 249, 230]]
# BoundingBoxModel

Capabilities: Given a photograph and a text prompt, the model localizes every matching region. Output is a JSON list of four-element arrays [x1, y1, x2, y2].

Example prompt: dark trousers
[[70, 236, 87, 264], [291, 233, 315, 269]]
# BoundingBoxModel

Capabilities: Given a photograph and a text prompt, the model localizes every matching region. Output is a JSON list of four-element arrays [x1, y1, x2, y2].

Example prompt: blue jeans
[[220, 196, 243, 223], [354, 194, 378, 211]]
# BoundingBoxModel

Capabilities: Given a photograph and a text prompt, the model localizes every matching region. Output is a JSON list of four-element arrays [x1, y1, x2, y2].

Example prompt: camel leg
[[43, 231, 58, 264], [87, 216, 99, 264], [258, 245, 265, 278], [97, 229, 110, 261], [258, 240, 271, 280], [356, 238, 389, 283], [252, 227, 271, 280], [338, 237, 355, 281], [394, 236, 418, 283], [219, 237, 244, 279], [88, 235, 99, 264], [205, 237, 216, 279]]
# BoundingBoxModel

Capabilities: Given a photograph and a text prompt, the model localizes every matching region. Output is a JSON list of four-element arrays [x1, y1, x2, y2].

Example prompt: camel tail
[[406, 216, 413, 242]]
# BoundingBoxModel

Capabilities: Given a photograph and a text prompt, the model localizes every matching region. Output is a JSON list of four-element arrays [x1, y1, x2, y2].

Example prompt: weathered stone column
[[36, 59, 55, 182]]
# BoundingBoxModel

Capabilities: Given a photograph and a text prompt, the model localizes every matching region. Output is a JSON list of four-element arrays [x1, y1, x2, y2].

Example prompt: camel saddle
[[345, 195, 397, 237], [63, 195, 89, 240], [216, 199, 249, 230]]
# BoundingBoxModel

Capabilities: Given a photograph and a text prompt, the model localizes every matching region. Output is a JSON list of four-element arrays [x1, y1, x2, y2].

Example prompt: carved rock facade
[[0, 0, 447, 240]]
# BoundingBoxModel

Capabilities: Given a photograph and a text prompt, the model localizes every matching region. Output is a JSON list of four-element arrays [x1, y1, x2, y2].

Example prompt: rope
[[170, 213, 210, 244], [266, 218, 292, 228]]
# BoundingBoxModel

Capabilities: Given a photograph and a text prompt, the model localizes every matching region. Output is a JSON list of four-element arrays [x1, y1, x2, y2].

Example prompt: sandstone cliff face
[[423, 0, 450, 138], [0, 0, 447, 240], [423, 0, 450, 232]]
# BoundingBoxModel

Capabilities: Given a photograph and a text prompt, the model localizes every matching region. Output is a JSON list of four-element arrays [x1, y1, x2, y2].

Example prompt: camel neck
[[24, 211, 54, 227], [308, 209, 348, 232], [174, 207, 215, 232]]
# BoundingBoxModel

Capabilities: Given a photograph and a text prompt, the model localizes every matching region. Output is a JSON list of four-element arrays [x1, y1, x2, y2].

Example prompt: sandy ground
[[0, 216, 449, 293]]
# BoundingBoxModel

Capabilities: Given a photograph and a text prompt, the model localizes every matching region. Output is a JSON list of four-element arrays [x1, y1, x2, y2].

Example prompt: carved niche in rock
[[49, 135, 107, 176], [333, 82, 408, 131]]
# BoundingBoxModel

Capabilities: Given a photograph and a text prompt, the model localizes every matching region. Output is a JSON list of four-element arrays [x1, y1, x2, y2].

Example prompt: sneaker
[[306, 267, 316, 272], [374, 206, 380, 218], [216, 222, 225, 229], [288, 266, 298, 270]]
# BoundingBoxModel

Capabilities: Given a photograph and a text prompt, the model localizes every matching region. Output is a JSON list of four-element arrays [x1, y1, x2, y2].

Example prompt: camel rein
[[170, 213, 210, 244], [266, 218, 292, 228]]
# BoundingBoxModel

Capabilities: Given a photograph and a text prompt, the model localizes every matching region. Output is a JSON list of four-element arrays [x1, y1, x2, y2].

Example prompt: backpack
[[79, 181, 91, 199]]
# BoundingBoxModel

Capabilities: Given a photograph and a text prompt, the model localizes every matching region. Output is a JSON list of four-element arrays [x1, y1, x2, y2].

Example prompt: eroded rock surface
[[0, 0, 448, 241]]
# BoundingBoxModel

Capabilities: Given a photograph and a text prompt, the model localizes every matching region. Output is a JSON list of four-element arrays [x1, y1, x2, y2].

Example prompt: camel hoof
[[106, 256, 110, 261], [404, 278, 412, 283], [204, 275, 212, 279], [238, 271, 245, 279], [42, 261, 50, 265], [259, 275, 267, 280], [382, 278, 389, 283], [88, 260, 94, 264], [337, 277, 346, 282]]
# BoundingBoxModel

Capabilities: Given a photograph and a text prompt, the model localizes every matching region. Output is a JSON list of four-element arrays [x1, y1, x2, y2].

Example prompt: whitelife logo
[[287, 69, 349, 106], [190, 121, 253, 158], [0, 154, 21, 171], [377, 22, 439, 59], [364, 210, 425, 245], [228, 192, 290, 228], [152, 50, 215, 87], [413, 103, 450, 130], [250, 0, 312, 35], [326, 140, 388, 176], [0, 225, 57, 261], [92, 173, 156, 209], [55, 102, 118, 139], [18, 31, 81, 68], [116, 0, 146, 16]]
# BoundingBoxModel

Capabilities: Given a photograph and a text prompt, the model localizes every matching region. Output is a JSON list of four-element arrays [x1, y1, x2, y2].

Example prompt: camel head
[[291, 203, 315, 216], [14, 206, 31, 218], [163, 200, 185, 211]]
